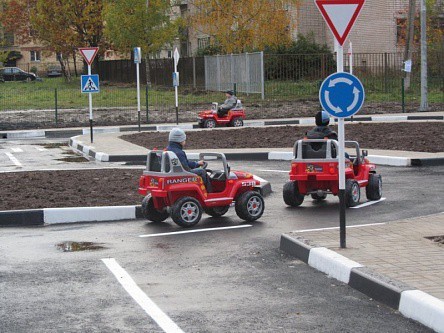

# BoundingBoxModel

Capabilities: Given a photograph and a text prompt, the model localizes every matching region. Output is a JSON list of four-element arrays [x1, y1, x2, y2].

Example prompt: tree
[[188, 0, 300, 54], [104, 0, 180, 84]]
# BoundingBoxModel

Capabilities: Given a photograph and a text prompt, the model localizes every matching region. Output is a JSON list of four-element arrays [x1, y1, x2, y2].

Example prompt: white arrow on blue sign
[[81, 74, 100, 93], [319, 72, 365, 118]]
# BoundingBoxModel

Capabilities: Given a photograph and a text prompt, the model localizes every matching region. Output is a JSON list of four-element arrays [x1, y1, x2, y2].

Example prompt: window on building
[[197, 37, 210, 50], [30, 50, 41, 62], [167, 50, 173, 58]]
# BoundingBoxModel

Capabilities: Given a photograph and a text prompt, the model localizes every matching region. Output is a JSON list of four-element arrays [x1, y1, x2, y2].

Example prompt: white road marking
[[295, 222, 387, 233], [5, 152, 23, 167], [139, 224, 253, 238], [35, 146, 47, 152], [258, 169, 288, 173], [11, 148, 23, 153], [102, 258, 184, 333], [350, 198, 386, 209]]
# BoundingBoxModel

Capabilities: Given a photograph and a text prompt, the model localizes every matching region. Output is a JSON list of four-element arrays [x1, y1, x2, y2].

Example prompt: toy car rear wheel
[[204, 205, 230, 217], [366, 173, 382, 201], [345, 179, 360, 207], [231, 117, 243, 127], [311, 193, 327, 201], [235, 191, 264, 222], [171, 197, 203, 228], [203, 119, 216, 129], [141, 194, 169, 222], [283, 181, 304, 207]]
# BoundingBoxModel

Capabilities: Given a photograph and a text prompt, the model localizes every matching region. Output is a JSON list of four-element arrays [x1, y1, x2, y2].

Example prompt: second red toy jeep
[[283, 139, 382, 207], [139, 150, 264, 227], [197, 101, 246, 128]]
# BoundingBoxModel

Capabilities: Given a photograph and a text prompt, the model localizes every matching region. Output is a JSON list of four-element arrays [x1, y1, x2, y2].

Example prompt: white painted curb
[[367, 155, 410, 167], [244, 121, 265, 127], [399, 290, 444, 333], [7, 130, 45, 139], [372, 115, 408, 122], [82, 127, 120, 135], [44, 206, 137, 224], [157, 124, 193, 131], [95, 152, 109, 162], [268, 152, 293, 161], [308, 247, 363, 284]]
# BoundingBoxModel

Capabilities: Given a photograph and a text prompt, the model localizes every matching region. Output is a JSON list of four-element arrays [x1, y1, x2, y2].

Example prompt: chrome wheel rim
[[352, 183, 360, 202], [234, 119, 242, 127], [247, 196, 262, 217], [180, 202, 199, 223]]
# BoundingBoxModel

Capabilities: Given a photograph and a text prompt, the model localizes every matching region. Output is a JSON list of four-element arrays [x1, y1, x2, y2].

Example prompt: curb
[[2, 114, 443, 139], [69, 139, 444, 167], [280, 234, 444, 333]]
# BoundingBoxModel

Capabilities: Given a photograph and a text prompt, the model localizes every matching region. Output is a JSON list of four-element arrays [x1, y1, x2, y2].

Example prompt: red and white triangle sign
[[78, 47, 99, 66], [315, 0, 365, 46]]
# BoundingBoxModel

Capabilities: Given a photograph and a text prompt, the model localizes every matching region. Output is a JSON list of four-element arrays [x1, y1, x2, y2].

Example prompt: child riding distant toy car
[[198, 100, 246, 128], [283, 139, 382, 207], [139, 150, 265, 228]]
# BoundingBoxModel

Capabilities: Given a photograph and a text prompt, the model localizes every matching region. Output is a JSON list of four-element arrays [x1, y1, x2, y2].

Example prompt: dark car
[[46, 65, 62, 78], [0, 67, 40, 82]]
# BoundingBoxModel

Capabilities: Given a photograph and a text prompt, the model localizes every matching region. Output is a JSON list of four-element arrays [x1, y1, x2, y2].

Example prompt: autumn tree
[[103, 0, 180, 84], [188, 0, 300, 54]]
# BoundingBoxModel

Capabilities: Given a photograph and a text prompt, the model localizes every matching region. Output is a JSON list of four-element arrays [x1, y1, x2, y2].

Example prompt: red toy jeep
[[139, 150, 264, 227], [283, 139, 382, 207], [198, 101, 246, 128]]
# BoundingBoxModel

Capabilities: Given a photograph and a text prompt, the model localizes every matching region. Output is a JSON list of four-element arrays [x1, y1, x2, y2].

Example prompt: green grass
[[0, 76, 442, 111]]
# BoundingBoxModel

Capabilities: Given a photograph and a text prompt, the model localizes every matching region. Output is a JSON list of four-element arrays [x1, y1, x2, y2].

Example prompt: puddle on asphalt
[[425, 235, 444, 246], [56, 241, 105, 252]]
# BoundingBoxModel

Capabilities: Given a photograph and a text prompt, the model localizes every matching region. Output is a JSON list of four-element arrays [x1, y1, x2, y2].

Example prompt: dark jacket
[[306, 126, 338, 140], [166, 141, 198, 171]]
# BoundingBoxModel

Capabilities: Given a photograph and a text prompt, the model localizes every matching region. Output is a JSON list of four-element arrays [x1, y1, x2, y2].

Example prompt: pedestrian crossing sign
[[81, 74, 100, 93]]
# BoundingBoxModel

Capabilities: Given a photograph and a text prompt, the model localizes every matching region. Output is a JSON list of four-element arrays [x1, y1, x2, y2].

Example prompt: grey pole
[[419, 0, 429, 111]]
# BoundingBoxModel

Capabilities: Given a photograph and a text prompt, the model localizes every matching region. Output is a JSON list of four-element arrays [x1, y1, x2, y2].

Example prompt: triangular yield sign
[[79, 47, 99, 66], [315, 0, 365, 46]]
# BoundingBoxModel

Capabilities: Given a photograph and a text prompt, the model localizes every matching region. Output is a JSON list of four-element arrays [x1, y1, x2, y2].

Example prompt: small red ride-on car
[[139, 150, 265, 228], [283, 139, 382, 207], [198, 101, 246, 128]]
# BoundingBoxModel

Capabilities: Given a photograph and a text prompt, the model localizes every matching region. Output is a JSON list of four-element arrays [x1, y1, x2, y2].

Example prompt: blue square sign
[[81, 74, 100, 93]]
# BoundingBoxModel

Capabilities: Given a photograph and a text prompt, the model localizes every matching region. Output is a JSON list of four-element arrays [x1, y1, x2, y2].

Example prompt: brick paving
[[290, 212, 444, 300]]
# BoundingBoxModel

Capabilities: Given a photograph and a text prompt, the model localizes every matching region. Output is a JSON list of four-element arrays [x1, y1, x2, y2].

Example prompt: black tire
[[311, 193, 327, 201], [345, 179, 360, 207], [171, 197, 203, 228], [283, 181, 304, 207], [198, 122, 204, 128], [231, 117, 243, 127], [141, 194, 169, 222], [203, 119, 216, 129], [235, 191, 264, 222], [366, 174, 382, 201], [204, 205, 230, 217]]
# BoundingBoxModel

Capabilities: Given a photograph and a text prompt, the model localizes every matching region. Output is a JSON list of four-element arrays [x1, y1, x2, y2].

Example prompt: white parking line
[[350, 198, 386, 209], [11, 148, 23, 153], [102, 258, 184, 333], [35, 146, 47, 152], [139, 225, 253, 238], [295, 222, 387, 233], [5, 152, 23, 167], [258, 169, 289, 173]]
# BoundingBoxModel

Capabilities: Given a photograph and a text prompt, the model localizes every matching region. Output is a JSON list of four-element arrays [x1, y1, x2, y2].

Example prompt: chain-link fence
[[0, 52, 442, 130]]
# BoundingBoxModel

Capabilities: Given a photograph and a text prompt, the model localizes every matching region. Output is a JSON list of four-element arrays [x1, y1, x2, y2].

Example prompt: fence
[[0, 51, 442, 130]]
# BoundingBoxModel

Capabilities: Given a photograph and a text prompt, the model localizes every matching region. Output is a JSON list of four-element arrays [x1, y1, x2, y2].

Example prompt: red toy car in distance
[[283, 139, 382, 207], [139, 150, 265, 228], [198, 101, 246, 128]]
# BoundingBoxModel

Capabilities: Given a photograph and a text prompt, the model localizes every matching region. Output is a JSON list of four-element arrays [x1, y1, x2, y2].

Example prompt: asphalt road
[[1, 138, 442, 332]]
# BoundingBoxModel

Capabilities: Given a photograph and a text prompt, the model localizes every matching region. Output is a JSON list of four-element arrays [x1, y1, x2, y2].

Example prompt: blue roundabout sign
[[319, 72, 365, 118]]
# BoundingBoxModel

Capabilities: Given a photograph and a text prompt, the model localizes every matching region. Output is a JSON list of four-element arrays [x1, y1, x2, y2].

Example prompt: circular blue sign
[[319, 72, 365, 118]]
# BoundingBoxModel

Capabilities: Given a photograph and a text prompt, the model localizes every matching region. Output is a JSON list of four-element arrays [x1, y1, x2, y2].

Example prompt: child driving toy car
[[217, 90, 237, 117], [305, 110, 338, 140], [167, 128, 213, 192]]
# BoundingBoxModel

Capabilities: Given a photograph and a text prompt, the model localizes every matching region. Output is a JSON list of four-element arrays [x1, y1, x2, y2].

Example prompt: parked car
[[46, 65, 62, 78], [0, 67, 41, 82]]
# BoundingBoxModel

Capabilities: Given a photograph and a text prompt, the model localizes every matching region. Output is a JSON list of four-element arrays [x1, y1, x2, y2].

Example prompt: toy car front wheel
[[204, 206, 230, 217], [345, 179, 360, 207], [203, 119, 216, 129], [141, 194, 169, 222], [283, 181, 304, 207], [235, 191, 264, 222], [366, 173, 382, 201], [231, 117, 243, 127], [171, 197, 203, 228]]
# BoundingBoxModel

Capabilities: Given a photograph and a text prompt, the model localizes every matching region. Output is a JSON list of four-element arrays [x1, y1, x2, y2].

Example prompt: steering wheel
[[200, 161, 212, 174]]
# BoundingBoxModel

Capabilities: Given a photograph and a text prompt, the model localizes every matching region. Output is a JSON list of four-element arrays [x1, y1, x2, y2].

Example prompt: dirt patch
[[122, 122, 444, 153], [426, 236, 444, 246]]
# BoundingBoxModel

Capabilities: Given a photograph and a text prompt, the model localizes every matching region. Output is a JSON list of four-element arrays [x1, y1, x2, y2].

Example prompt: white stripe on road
[[350, 198, 386, 209], [139, 225, 253, 238], [295, 222, 387, 233], [258, 169, 289, 173], [11, 147, 23, 153], [102, 258, 184, 333], [5, 152, 23, 167], [35, 146, 47, 152]]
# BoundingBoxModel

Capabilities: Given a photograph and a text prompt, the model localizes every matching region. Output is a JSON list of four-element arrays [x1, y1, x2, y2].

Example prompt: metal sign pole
[[173, 48, 180, 125], [88, 64, 93, 143], [137, 62, 141, 132], [336, 45, 346, 249]]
